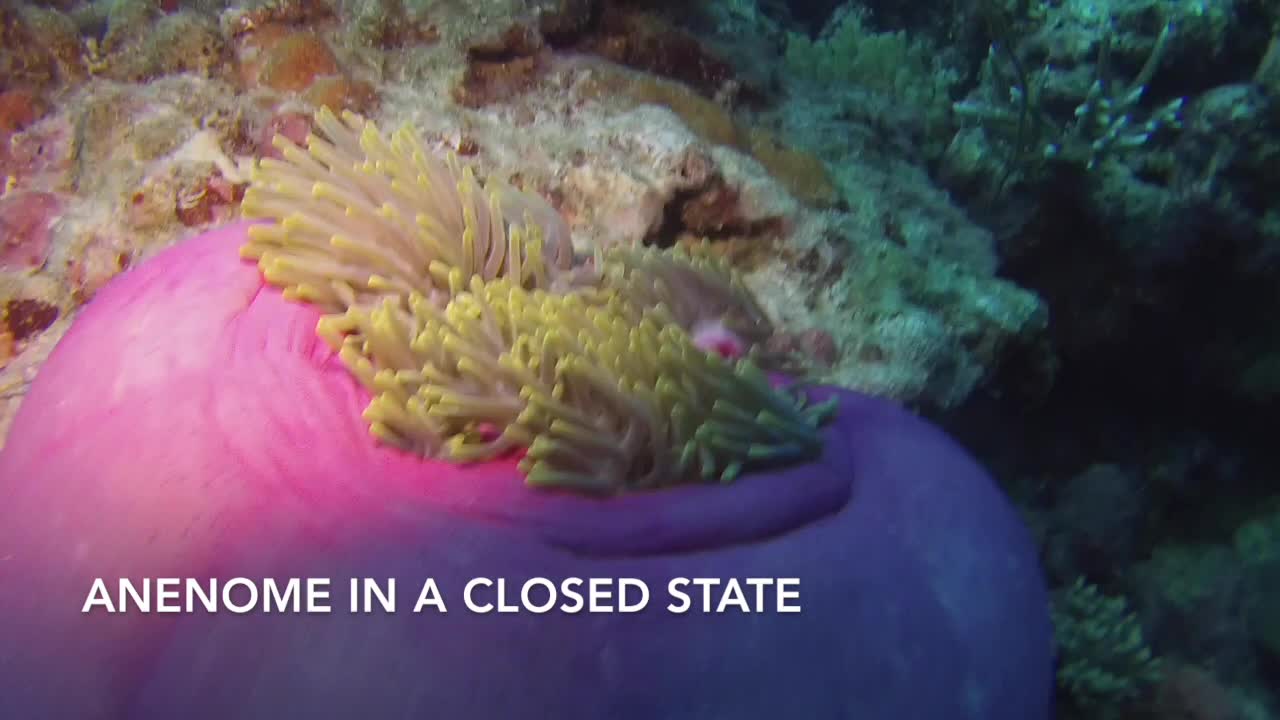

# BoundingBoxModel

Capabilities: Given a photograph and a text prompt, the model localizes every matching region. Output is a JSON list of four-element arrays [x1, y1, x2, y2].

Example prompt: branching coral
[[241, 108, 835, 493], [1052, 578, 1164, 716], [953, 21, 1183, 178]]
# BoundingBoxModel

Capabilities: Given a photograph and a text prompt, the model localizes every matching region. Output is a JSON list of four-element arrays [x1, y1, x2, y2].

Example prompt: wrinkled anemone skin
[[0, 222, 1053, 720]]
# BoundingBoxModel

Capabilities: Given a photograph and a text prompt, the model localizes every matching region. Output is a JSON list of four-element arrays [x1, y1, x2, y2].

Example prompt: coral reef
[[0, 0, 1053, 447], [98, 10, 227, 83]]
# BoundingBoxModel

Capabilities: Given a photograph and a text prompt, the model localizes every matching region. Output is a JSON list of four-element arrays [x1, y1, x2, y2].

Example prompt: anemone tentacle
[[241, 108, 835, 493]]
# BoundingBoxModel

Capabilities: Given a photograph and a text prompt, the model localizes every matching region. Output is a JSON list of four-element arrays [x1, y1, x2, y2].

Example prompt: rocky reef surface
[[0, 0, 1046, 446]]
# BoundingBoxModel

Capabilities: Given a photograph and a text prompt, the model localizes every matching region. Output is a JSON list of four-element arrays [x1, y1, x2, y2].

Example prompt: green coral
[[1235, 510, 1280, 566], [1233, 508, 1280, 675], [783, 3, 957, 128], [1138, 544, 1234, 613], [1051, 578, 1164, 715]]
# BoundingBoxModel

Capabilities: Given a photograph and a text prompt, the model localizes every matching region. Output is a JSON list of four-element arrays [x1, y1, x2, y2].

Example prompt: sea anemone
[[240, 108, 834, 492], [0, 114, 1054, 720]]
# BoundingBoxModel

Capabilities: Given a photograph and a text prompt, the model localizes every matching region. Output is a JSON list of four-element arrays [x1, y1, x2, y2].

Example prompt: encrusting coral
[[241, 108, 835, 492]]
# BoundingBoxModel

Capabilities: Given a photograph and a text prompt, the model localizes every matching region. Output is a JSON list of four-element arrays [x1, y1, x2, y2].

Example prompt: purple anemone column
[[0, 222, 1054, 720]]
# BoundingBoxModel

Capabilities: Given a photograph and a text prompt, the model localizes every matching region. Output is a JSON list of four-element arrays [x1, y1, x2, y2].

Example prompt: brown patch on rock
[[258, 32, 341, 92], [236, 26, 381, 112], [679, 177, 742, 236], [234, 23, 292, 87], [677, 175, 785, 240], [581, 5, 734, 98], [2, 298, 59, 343], [452, 24, 551, 108], [0, 89, 46, 136]]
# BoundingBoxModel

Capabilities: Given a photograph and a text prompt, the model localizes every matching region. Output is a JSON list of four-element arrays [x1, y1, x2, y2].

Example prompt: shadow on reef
[[933, 157, 1280, 705], [940, 140, 1279, 501]]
